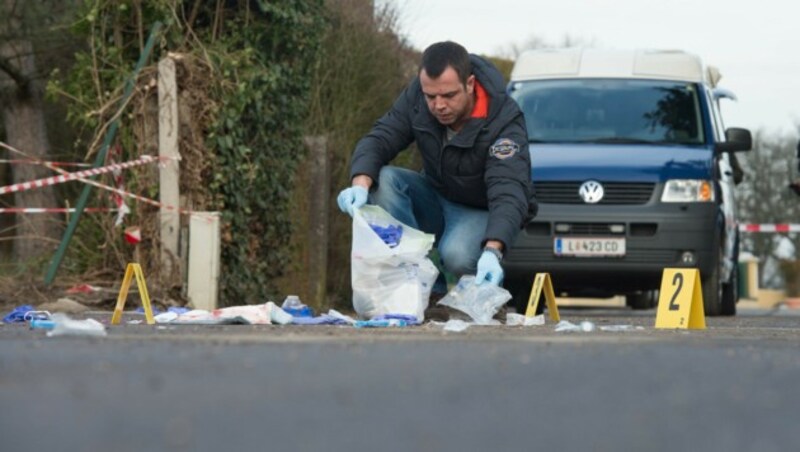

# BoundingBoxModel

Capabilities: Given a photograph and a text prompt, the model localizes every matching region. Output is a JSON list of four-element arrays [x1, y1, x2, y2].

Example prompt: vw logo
[[579, 180, 604, 204]]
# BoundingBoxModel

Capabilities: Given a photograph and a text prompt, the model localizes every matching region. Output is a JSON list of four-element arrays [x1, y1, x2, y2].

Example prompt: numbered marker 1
[[524, 273, 561, 322], [111, 263, 155, 325], [655, 268, 706, 330]]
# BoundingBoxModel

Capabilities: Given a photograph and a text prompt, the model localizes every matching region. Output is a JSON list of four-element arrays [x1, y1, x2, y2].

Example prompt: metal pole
[[44, 21, 163, 285]]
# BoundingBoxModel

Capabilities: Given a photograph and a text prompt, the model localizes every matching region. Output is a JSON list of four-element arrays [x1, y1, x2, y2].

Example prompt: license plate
[[554, 237, 626, 257]]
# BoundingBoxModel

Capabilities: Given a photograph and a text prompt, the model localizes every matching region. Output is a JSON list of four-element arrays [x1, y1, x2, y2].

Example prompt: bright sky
[[382, 0, 800, 137]]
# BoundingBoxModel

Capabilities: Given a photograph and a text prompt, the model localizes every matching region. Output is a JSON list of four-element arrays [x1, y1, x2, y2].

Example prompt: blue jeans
[[370, 166, 489, 292]]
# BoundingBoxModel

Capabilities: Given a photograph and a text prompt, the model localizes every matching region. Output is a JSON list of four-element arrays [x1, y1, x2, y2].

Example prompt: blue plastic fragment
[[291, 315, 349, 325], [372, 313, 420, 325], [30, 319, 56, 330], [3, 305, 37, 323], [284, 306, 314, 318], [369, 223, 403, 248], [354, 318, 409, 328]]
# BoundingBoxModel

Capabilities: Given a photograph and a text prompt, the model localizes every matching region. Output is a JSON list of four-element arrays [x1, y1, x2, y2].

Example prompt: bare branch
[[0, 53, 30, 90]]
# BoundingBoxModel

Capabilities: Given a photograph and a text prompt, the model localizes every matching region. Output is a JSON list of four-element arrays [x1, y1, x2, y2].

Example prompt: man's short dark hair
[[420, 41, 471, 86]]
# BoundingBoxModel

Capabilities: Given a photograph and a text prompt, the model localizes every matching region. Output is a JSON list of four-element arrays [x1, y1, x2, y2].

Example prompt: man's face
[[420, 66, 475, 130]]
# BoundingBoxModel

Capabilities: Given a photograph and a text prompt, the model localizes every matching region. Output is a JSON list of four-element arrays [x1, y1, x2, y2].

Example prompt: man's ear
[[465, 74, 475, 94]]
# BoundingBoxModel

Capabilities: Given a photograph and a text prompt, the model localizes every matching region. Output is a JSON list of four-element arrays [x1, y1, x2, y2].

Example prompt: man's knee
[[371, 166, 411, 205], [376, 166, 408, 190]]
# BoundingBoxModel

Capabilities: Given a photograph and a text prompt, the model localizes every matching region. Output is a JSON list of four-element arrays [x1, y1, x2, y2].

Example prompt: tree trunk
[[1, 37, 61, 261]]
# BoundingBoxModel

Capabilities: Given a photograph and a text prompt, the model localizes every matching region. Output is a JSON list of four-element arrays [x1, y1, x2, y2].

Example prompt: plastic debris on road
[[352, 313, 420, 328], [555, 321, 644, 332], [167, 304, 271, 325], [154, 312, 179, 323], [267, 302, 293, 325], [154, 303, 358, 326], [281, 295, 313, 317], [211, 304, 271, 324], [506, 313, 545, 326], [436, 275, 512, 324], [159, 303, 304, 325], [135, 306, 187, 316], [555, 320, 596, 332], [290, 309, 356, 325], [599, 324, 645, 332], [24, 311, 52, 322], [354, 318, 408, 328], [30, 319, 56, 330], [4, 305, 41, 323], [373, 313, 419, 325], [443, 319, 470, 332], [46, 313, 107, 337]]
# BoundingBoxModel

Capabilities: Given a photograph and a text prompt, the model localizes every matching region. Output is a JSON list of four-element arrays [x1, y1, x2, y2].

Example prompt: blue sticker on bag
[[489, 138, 519, 160]]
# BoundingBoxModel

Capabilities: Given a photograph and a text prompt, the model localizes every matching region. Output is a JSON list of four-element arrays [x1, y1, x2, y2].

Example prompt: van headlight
[[661, 180, 714, 202]]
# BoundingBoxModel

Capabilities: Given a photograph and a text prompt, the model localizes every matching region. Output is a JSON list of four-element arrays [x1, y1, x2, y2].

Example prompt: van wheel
[[626, 290, 657, 310], [702, 265, 722, 316], [702, 240, 724, 316], [720, 258, 738, 316]]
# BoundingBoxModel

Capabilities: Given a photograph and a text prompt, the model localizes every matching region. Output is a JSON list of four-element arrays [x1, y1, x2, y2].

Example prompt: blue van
[[504, 49, 752, 316]]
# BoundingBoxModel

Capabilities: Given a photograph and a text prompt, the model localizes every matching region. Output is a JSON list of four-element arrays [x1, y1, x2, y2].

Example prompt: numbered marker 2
[[655, 268, 706, 330]]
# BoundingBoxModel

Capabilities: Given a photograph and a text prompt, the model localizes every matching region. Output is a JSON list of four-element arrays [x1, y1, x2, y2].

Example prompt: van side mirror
[[715, 127, 752, 153]]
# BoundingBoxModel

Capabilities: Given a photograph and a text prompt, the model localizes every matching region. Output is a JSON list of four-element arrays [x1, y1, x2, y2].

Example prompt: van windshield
[[510, 79, 704, 145]]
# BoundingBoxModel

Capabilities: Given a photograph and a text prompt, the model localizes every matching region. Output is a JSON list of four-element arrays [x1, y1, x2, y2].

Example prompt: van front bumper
[[503, 202, 719, 296]]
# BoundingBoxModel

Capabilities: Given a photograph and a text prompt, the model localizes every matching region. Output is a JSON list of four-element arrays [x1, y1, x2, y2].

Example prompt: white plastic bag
[[351, 205, 439, 321], [46, 313, 107, 337], [437, 275, 512, 325]]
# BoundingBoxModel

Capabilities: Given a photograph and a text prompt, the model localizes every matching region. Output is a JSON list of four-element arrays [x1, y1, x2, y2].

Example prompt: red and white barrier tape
[[107, 144, 130, 226], [0, 141, 207, 220], [0, 159, 92, 168], [0, 208, 117, 214], [0, 154, 163, 195], [739, 224, 800, 233]]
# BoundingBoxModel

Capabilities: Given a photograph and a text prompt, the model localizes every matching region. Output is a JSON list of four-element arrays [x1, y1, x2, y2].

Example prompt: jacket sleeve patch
[[489, 138, 520, 160]]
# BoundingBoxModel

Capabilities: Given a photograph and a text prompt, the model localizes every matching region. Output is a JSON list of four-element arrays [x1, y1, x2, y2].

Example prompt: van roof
[[510, 48, 706, 83]]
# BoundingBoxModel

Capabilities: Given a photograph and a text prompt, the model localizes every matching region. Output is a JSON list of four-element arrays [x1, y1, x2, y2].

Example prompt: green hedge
[[53, 0, 324, 303]]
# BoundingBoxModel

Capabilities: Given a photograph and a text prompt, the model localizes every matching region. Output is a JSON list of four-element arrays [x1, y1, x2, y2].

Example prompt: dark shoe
[[424, 292, 449, 322], [493, 304, 511, 323]]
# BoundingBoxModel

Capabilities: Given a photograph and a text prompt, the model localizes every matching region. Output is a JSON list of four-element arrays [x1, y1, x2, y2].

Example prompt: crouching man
[[337, 41, 537, 296]]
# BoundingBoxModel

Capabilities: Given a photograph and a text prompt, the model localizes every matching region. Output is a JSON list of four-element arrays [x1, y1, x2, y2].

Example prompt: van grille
[[535, 182, 655, 204], [555, 223, 626, 236]]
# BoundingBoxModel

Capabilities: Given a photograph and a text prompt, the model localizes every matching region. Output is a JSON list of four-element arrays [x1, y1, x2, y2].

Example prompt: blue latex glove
[[336, 186, 368, 217], [475, 250, 503, 286]]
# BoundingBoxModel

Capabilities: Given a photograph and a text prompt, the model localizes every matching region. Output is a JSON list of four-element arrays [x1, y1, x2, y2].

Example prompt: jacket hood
[[470, 55, 510, 120], [470, 54, 506, 97]]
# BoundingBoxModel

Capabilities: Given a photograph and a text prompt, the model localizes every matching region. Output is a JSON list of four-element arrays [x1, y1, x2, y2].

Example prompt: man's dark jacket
[[350, 55, 537, 249]]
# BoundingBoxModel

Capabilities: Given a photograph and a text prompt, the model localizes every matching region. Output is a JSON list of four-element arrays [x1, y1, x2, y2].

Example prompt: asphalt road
[[2, 307, 800, 452]]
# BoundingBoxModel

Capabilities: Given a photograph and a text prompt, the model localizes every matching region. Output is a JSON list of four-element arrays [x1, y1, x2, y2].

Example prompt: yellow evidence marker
[[111, 263, 155, 325], [655, 268, 706, 330], [524, 272, 561, 322]]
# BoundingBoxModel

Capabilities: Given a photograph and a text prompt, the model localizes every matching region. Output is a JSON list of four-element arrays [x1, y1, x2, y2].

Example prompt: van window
[[511, 79, 704, 145]]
